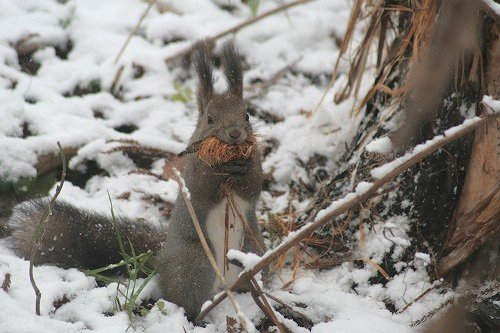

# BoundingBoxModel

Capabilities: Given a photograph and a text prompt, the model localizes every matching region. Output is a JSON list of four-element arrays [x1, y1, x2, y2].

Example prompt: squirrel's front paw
[[213, 159, 250, 176]]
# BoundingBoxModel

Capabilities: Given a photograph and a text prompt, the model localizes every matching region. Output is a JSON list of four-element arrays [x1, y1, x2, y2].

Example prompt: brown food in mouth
[[197, 134, 256, 165]]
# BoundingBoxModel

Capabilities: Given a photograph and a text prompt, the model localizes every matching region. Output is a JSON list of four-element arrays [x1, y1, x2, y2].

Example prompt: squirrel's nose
[[229, 129, 241, 139]]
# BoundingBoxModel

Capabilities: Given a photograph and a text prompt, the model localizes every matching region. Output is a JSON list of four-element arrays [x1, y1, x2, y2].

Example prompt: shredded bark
[[179, 134, 257, 165]]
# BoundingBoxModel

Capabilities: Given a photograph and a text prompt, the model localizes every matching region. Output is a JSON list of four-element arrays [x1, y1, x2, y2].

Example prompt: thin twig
[[224, 188, 266, 253], [264, 292, 313, 328], [313, 0, 363, 112], [29, 142, 66, 315], [171, 168, 252, 332], [224, 201, 230, 274], [245, 58, 302, 100], [110, 64, 125, 95], [103, 144, 174, 159], [363, 258, 392, 280], [164, 0, 315, 63], [196, 113, 498, 321], [249, 278, 287, 333], [397, 285, 437, 314], [115, 0, 157, 64], [177, 140, 203, 157]]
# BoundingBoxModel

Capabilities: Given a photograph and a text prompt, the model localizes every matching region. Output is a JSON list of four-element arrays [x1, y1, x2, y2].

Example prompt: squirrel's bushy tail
[[8, 198, 165, 270]]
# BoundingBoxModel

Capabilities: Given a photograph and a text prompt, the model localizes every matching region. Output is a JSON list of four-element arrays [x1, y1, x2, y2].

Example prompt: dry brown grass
[[317, 0, 439, 114]]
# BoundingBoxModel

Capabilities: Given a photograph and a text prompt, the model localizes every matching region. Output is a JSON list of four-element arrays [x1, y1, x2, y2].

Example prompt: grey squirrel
[[7, 41, 266, 320]]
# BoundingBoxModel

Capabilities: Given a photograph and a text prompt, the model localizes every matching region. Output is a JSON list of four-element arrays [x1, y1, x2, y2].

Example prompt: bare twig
[[397, 285, 437, 314], [304, 255, 350, 270], [110, 64, 125, 95], [196, 113, 498, 321], [313, 0, 363, 112], [224, 188, 266, 253], [103, 143, 174, 159], [36, 146, 78, 176], [171, 168, 252, 332], [114, 0, 157, 64], [29, 142, 67, 315], [248, 278, 286, 333], [245, 58, 302, 100], [363, 258, 392, 280], [177, 140, 203, 157], [264, 292, 313, 328], [164, 0, 315, 63]]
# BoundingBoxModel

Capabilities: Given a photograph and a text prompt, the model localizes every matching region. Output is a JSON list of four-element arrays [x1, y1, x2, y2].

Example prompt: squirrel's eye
[[207, 116, 214, 125], [245, 113, 250, 121]]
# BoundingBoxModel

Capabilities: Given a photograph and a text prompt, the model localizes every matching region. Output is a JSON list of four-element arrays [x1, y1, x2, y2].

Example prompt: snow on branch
[[196, 110, 499, 322], [480, 0, 500, 26], [370, 117, 482, 179]]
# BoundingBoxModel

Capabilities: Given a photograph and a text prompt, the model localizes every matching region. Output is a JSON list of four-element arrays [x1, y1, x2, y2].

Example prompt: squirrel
[[6, 41, 266, 320]]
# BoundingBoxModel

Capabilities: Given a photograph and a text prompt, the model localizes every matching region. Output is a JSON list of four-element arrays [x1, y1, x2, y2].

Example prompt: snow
[[482, 0, 500, 16], [355, 181, 373, 194], [482, 95, 500, 114], [415, 253, 431, 267], [311, 310, 413, 333], [315, 192, 358, 221], [0, 0, 467, 332], [366, 136, 393, 154], [279, 269, 418, 333], [226, 250, 261, 272]]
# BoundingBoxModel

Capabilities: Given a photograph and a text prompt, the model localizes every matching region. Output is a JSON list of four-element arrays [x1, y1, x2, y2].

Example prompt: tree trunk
[[313, 0, 498, 281], [438, 19, 500, 279]]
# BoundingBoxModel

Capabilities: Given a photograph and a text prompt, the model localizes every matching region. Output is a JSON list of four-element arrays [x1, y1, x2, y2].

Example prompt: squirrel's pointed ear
[[193, 41, 214, 114], [221, 41, 243, 99]]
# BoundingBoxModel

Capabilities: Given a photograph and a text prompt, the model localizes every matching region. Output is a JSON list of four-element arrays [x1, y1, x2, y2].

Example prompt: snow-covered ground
[[0, 0, 456, 332]]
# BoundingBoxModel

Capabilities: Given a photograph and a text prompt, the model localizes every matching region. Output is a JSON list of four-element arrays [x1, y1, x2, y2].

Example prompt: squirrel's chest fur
[[205, 195, 249, 292]]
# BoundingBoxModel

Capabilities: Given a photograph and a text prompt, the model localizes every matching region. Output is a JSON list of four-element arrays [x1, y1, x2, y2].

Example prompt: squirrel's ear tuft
[[193, 40, 214, 114], [220, 41, 243, 99]]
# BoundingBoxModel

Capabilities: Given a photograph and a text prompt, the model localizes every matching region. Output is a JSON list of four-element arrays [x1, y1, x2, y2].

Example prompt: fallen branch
[[164, 0, 315, 63], [172, 168, 253, 332], [196, 113, 498, 321], [29, 142, 67, 315]]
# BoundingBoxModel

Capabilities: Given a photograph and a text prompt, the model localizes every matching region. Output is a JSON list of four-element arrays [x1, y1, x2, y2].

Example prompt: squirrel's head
[[190, 40, 252, 146]]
